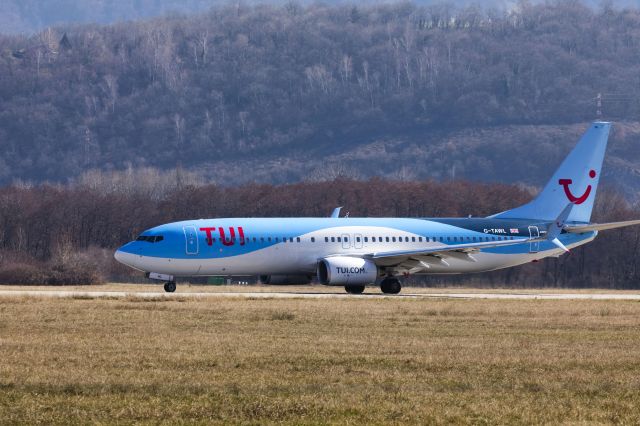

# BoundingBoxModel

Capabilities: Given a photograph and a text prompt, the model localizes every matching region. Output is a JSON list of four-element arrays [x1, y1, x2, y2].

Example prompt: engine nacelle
[[259, 275, 313, 285], [317, 257, 378, 286]]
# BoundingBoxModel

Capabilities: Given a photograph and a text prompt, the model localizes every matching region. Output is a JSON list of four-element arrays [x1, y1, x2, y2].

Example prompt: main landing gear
[[163, 281, 176, 293], [380, 277, 401, 294], [345, 285, 365, 294]]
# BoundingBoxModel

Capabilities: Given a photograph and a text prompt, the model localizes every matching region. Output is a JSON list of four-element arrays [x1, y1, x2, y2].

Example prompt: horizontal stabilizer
[[565, 219, 640, 233]]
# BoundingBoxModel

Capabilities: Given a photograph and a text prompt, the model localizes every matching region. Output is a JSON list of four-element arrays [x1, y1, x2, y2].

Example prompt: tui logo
[[558, 170, 596, 205], [199, 226, 245, 246]]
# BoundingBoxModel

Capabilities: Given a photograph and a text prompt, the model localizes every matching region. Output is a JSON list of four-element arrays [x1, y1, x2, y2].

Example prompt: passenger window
[[331, 237, 335, 242], [344, 237, 348, 242], [364, 237, 368, 242], [356, 237, 361, 242], [371, 237, 376, 242], [268, 237, 272, 242], [311, 237, 315, 242], [392, 237, 396, 242], [337, 237, 342, 242], [412, 237, 416, 242], [419, 237, 423, 242], [296, 237, 300, 242], [325, 237, 328, 242], [405, 237, 409, 242], [386, 237, 390, 242]]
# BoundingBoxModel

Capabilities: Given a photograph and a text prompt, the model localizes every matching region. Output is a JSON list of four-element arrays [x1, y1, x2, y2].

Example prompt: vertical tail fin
[[492, 122, 611, 223]]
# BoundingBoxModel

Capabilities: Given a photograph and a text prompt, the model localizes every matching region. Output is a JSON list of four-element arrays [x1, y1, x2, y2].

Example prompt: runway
[[1, 289, 640, 300]]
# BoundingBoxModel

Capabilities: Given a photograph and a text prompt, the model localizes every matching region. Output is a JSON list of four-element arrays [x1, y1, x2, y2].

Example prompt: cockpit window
[[136, 235, 164, 243]]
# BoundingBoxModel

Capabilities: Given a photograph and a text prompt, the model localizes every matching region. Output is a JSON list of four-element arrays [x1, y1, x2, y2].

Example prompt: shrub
[[0, 250, 104, 285]]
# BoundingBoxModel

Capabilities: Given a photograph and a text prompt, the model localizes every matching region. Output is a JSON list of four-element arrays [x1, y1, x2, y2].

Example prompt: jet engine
[[259, 275, 313, 285], [317, 257, 378, 286]]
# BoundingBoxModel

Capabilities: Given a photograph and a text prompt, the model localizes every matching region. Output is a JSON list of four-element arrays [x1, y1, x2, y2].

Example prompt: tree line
[[0, 177, 638, 288]]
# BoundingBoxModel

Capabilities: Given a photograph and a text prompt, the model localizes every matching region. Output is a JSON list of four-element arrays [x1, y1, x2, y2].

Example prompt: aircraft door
[[528, 226, 540, 253], [354, 234, 363, 249], [341, 234, 351, 250], [184, 226, 199, 255]]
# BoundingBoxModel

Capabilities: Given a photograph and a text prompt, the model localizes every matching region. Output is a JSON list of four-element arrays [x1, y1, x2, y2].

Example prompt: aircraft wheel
[[380, 277, 401, 294], [164, 281, 176, 293], [345, 285, 365, 294]]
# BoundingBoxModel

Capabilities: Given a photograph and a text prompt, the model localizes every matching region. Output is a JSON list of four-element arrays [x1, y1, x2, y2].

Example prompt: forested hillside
[[2, 1, 640, 196], [1, 1, 632, 34]]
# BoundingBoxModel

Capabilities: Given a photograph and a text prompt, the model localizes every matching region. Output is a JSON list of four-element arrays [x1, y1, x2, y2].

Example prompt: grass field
[[1, 293, 640, 424]]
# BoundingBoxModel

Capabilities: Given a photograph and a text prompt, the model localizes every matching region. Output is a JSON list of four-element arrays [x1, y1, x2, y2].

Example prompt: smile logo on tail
[[558, 170, 596, 205]]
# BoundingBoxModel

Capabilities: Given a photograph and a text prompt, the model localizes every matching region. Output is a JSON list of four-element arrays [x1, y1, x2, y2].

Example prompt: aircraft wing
[[564, 219, 640, 233], [362, 237, 531, 272]]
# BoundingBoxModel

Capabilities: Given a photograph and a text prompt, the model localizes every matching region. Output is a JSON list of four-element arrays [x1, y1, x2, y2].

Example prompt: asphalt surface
[[1, 290, 639, 300]]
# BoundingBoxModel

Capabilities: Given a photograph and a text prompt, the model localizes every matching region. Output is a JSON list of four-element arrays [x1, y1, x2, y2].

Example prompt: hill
[[2, 1, 640, 197]]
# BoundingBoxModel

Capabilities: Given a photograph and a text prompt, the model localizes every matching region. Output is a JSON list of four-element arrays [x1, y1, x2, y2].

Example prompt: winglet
[[330, 207, 342, 218], [547, 203, 573, 240], [550, 237, 571, 253], [547, 203, 573, 253]]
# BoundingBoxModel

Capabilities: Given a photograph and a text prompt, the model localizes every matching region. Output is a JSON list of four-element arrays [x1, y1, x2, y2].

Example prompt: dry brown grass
[[1, 296, 639, 424]]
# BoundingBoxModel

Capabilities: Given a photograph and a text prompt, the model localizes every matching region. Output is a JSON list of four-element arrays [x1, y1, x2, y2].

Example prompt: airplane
[[115, 122, 640, 294]]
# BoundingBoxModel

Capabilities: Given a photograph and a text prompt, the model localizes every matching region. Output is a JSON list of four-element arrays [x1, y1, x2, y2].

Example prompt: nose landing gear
[[163, 281, 176, 293], [380, 277, 401, 294]]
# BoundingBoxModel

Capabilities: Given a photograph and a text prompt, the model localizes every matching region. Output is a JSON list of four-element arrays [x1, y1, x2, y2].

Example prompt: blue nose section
[[114, 242, 139, 266], [114, 248, 125, 264]]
